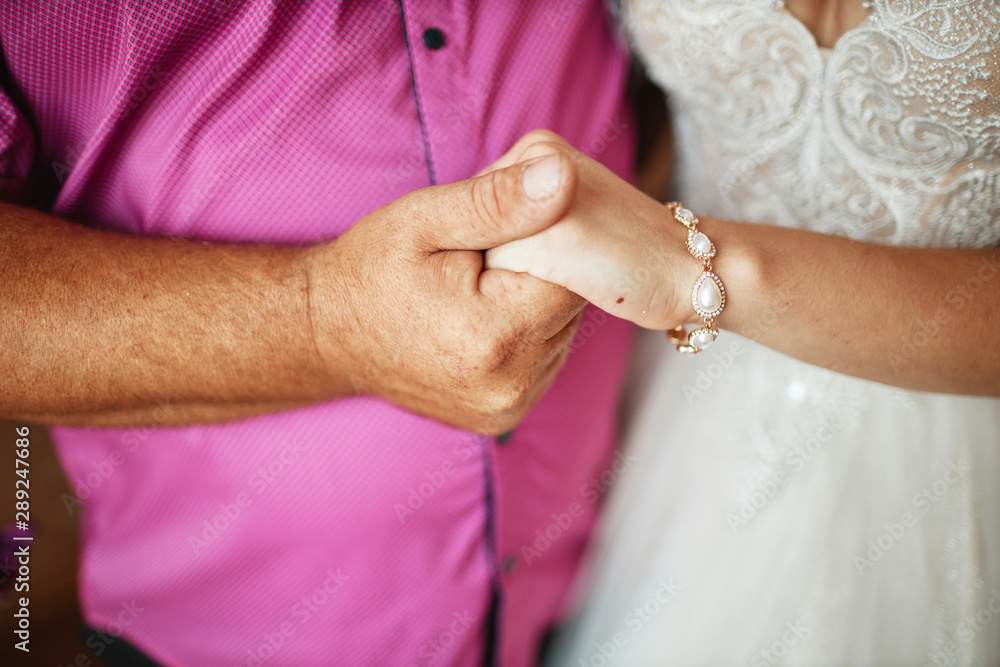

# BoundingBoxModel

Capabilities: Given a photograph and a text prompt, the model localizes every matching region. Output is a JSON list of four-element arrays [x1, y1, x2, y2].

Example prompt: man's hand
[[1, 132, 583, 431], [307, 132, 586, 435]]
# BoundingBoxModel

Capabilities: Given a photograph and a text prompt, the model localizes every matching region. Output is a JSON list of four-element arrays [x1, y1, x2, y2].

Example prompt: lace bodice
[[627, 0, 1000, 248]]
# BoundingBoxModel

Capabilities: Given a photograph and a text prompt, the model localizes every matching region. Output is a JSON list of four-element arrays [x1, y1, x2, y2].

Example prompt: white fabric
[[548, 1, 1000, 665]]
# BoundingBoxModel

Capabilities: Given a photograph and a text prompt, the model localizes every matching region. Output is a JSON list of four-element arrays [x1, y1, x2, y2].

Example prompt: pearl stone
[[691, 330, 716, 349], [677, 206, 696, 224], [691, 232, 713, 255], [697, 277, 723, 312]]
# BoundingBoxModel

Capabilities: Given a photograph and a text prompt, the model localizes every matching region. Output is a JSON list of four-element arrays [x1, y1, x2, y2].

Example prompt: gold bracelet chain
[[665, 202, 726, 354]]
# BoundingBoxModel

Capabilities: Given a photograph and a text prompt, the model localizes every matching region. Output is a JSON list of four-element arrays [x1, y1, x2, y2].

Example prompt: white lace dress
[[548, 1, 1000, 665]]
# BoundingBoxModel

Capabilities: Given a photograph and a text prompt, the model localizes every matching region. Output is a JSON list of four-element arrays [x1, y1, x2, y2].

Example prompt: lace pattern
[[627, 0, 1000, 247]]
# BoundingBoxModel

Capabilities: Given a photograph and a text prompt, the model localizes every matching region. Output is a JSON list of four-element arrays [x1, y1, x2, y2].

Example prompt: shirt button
[[496, 430, 513, 445], [502, 555, 518, 574], [422, 27, 446, 50]]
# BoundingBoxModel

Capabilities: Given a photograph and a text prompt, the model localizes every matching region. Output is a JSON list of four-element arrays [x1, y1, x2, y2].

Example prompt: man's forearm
[[1, 202, 353, 423], [25, 398, 318, 427], [4, 138, 590, 435]]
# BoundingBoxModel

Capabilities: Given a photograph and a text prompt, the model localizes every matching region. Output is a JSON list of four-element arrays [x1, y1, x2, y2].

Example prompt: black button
[[502, 555, 518, 574], [496, 430, 513, 445], [422, 27, 446, 50]]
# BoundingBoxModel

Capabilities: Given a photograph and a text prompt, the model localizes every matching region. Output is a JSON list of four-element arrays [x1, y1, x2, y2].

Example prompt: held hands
[[305, 131, 586, 435], [306, 129, 695, 435], [485, 132, 695, 331]]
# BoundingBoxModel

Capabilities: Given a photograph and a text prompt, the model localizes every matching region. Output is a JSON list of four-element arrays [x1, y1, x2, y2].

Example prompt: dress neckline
[[775, 2, 875, 54]]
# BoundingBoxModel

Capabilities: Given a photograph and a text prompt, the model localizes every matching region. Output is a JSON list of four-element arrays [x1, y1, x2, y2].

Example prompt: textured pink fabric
[[1, 2, 634, 665]]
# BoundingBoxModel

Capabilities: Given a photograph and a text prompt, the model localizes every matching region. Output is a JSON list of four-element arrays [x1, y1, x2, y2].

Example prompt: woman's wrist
[[693, 216, 773, 340], [661, 203, 727, 351]]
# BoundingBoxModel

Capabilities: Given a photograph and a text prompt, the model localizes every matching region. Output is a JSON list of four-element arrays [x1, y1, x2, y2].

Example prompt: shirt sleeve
[[0, 74, 35, 204]]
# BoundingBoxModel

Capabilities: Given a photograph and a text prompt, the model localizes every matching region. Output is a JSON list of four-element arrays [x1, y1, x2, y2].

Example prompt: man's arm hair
[[0, 202, 353, 426]]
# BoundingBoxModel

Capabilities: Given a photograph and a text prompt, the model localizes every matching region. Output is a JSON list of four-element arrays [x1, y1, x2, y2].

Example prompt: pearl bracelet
[[665, 202, 726, 353]]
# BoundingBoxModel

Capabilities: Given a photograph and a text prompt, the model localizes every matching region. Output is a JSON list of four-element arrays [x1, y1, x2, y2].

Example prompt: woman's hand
[[485, 131, 1000, 397], [485, 132, 697, 330]]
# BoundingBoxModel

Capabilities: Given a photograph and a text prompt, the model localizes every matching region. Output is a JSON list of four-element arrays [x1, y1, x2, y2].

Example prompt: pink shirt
[[1, 2, 634, 664]]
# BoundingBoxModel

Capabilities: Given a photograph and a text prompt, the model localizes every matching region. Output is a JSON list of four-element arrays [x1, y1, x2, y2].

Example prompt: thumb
[[414, 148, 578, 252]]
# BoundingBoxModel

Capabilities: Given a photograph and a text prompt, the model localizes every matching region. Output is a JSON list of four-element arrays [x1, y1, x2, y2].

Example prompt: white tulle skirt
[[547, 329, 1000, 667]]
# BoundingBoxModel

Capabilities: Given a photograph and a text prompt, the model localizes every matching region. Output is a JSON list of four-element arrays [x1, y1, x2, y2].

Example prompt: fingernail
[[522, 154, 562, 201]]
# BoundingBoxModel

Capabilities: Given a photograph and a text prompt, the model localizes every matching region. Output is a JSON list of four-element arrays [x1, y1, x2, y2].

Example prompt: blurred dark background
[[1, 420, 104, 666]]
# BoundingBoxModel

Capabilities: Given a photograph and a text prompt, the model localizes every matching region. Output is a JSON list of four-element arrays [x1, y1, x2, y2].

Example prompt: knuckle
[[482, 381, 528, 424], [519, 140, 567, 165], [522, 128, 565, 147], [508, 373, 534, 406], [472, 326, 518, 371], [396, 188, 436, 247], [475, 411, 515, 437], [484, 393, 516, 423], [470, 170, 508, 233], [463, 334, 495, 369], [463, 356, 536, 432], [520, 324, 549, 349]]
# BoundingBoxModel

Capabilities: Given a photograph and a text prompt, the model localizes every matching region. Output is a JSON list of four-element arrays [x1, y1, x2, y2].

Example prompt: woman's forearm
[[482, 133, 1000, 396], [706, 217, 1000, 396]]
